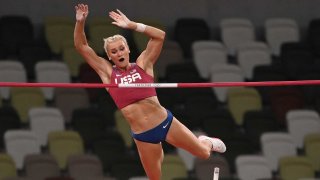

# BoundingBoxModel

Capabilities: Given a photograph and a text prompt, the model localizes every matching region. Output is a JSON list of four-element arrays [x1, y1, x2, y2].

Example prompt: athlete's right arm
[[74, 4, 112, 79]]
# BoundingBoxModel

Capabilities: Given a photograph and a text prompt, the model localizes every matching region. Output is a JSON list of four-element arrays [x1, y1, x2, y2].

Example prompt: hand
[[109, 9, 131, 29], [75, 4, 88, 21]]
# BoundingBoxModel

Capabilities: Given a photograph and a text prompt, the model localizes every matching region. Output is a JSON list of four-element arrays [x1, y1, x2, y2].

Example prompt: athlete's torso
[[108, 63, 167, 132], [108, 63, 157, 109]]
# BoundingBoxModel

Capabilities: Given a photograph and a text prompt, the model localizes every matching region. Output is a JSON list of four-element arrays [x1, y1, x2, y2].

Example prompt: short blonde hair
[[103, 34, 129, 58]]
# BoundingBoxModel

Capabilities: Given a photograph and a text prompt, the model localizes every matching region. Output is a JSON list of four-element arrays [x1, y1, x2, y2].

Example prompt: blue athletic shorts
[[131, 109, 173, 144]]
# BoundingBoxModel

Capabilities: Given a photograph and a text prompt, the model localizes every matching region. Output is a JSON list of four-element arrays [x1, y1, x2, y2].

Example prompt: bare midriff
[[120, 96, 168, 133]]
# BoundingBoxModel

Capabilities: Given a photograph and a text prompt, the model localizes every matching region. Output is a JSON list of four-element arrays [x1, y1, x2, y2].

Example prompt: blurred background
[[1, 0, 320, 180]]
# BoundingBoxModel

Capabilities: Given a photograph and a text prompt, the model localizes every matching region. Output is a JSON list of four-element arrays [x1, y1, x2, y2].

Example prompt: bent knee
[[196, 149, 211, 159]]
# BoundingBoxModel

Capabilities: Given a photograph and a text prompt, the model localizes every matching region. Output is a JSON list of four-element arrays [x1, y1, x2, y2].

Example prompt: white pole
[[118, 83, 178, 88], [213, 167, 219, 180]]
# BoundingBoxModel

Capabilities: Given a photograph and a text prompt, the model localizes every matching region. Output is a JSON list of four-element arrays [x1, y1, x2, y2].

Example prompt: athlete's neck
[[116, 63, 132, 72]]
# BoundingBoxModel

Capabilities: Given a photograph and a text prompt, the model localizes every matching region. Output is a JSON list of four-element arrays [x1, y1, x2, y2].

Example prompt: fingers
[[111, 22, 119, 26], [109, 11, 121, 20], [109, 13, 116, 21], [116, 9, 125, 16], [75, 4, 88, 12], [109, 9, 126, 19]]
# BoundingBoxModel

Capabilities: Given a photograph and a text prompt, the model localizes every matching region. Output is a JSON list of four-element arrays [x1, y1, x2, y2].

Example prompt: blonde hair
[[103, 34, 129, 58]]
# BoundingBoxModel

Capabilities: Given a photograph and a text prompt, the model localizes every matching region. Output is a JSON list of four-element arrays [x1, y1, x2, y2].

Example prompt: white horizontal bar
[[118, 83, 178, 88]]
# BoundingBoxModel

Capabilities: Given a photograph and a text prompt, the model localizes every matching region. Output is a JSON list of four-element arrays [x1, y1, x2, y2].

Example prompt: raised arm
[[109, 10, 165, 70], [74, 4, 112, 79]]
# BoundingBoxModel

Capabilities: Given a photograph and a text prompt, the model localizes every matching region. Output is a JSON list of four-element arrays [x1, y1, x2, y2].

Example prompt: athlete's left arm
[[138, 25, 166, 68], [108, 9, 165, 71]]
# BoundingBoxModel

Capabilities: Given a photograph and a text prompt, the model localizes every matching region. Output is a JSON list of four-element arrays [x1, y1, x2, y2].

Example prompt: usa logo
[[114, 72, 142, 84]]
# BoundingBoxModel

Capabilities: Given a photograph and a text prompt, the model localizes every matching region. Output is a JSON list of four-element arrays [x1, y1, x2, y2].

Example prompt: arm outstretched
[[74, 4, 112, 78], [109, 9, 165, 69]]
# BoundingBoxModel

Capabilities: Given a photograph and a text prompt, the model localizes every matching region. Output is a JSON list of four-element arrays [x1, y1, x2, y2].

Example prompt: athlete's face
[[107, 39, 130, 69]]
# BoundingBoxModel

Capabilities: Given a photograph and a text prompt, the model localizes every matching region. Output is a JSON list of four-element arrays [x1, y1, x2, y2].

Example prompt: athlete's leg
[[166, 118, 225, 159], [134, 139, 164, 180]]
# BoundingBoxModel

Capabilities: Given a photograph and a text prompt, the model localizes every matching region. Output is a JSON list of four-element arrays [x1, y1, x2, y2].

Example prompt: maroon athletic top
[[108, 63, 157, 109]]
